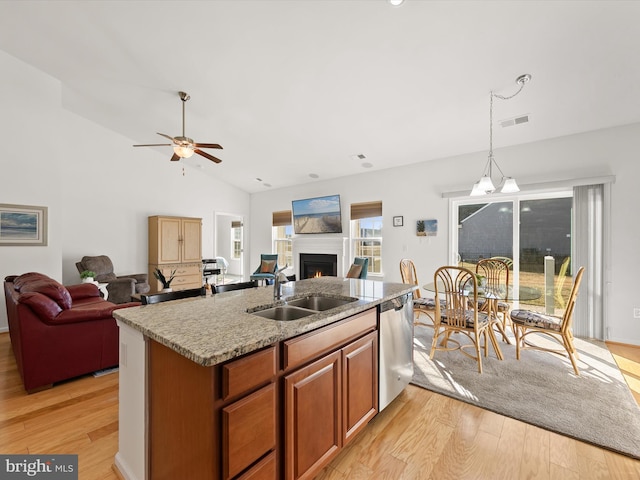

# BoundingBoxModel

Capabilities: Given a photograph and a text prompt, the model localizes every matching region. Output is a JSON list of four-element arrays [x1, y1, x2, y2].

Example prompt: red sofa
[[4, 272, 140, 393]]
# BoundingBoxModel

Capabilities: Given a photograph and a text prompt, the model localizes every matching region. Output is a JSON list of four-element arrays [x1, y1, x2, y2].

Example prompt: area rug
[[411, 325, 640, 459]]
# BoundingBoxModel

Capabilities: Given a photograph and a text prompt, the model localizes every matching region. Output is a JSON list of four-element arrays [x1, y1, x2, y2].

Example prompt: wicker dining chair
[[510, 266, 585, 375], [476, 258, 512, 343], [399, 259, 436, 328], [431, 266, 502, 373]]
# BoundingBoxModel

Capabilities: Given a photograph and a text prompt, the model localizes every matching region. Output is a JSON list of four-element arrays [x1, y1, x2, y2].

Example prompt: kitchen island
[[113, 277, 414, 480]]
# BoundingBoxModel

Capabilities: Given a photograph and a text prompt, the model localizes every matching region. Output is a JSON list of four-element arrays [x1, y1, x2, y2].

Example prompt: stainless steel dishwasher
[[379, 293, 414, 411]]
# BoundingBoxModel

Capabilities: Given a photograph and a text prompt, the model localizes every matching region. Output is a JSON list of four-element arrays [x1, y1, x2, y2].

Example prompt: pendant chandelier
[[470, 74, 531, 196]]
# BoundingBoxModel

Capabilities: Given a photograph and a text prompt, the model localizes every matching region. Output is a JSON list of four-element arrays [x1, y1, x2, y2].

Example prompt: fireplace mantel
[[292, 236, 348, 280]]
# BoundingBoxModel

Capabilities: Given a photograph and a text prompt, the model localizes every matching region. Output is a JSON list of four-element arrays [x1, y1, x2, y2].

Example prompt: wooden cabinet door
[[182, 217, 202, 263], [342, 331, 378, 446], [284, 351, 341, 480], [158, 217, 181, 263]]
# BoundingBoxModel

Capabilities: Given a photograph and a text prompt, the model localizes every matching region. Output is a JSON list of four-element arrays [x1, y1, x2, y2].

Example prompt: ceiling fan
[[133, 91, 223, 163]]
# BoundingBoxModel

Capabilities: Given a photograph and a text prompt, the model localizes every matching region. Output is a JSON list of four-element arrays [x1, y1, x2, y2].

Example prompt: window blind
[[272, 210, 292, 226], [350, 201, 382, 220]]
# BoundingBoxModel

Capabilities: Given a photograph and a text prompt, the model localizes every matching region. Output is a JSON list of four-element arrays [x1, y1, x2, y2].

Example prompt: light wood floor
[[1, 332, 639, 480]]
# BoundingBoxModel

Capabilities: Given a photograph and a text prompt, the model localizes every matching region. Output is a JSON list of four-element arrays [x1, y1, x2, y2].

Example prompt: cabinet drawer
[[223, 384, 276, 480], [237, 452, 276, 480], [171, 274, 202, 287], [222, 346, 276, 400], [283, 308, 376, 371], [160, 265, 201, 276]]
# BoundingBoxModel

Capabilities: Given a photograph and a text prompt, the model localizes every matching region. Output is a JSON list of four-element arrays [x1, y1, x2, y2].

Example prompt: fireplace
[[300, 253, 338, 279], [292, 236, 348, 280]]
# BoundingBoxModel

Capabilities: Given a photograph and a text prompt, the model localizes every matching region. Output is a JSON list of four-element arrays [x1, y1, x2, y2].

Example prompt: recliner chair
[[76, 255, 150, 304]]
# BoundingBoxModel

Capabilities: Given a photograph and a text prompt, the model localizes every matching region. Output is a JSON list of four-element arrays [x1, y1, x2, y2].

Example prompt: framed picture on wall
[[416, 219, 437, 237], [393, 216, 403, 227], [0, 204, 48, 246]]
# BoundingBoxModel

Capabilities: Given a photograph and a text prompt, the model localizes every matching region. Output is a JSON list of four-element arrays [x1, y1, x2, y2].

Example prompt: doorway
[[214, 212, 244, 284], [452, 192, 573, 312]]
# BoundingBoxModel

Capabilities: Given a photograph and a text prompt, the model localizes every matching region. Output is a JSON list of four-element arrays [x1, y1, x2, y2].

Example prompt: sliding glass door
[[453, 192, 573, 312]]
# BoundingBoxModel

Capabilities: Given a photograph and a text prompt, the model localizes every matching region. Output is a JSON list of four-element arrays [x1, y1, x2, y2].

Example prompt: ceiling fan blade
[[194, 143, 223, 150], [170, 153, 180, 161], [133, 143, 172, 147], [195, 149, 222, 164], [157, 132, 177, 143]]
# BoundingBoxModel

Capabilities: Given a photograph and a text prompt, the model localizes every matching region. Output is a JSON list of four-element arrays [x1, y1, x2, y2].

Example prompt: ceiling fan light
[[501, 177, 520, 193], [173, 145, 195, 158]]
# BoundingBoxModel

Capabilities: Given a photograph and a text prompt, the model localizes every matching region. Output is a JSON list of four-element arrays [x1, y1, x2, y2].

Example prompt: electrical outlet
[[634, 308, 640, 319]]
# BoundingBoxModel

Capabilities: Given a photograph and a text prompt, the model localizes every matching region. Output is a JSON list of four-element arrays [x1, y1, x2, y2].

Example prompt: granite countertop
[[114, 277, 414, 367]]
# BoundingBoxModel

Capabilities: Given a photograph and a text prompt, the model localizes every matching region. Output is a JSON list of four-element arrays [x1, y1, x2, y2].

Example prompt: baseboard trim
[[606, 340, 640, 349], [114, 453, 141, 480]]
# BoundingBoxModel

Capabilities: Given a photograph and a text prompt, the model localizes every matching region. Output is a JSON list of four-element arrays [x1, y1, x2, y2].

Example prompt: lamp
[[470, 74, 531, 196], [173, 143, 195, 158]]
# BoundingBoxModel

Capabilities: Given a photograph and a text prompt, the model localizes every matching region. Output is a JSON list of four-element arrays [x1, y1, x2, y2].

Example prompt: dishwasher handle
[[380, 293, 410, 313]]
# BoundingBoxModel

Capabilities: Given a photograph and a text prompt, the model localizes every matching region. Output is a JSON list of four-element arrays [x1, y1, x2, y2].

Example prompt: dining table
[[422, 281, 541, 357], [422, 282, 542, 302]]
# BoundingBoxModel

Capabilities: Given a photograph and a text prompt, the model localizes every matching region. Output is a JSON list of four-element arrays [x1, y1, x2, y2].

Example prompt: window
[[231, 221, 243, 260], [453, 191, 573, 313], [272, 210, 293, 268], [350, 201, 383, 275]]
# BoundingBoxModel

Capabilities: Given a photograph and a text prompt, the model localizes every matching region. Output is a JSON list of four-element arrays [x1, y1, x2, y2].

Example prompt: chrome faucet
[[274, 264, 289, 301]]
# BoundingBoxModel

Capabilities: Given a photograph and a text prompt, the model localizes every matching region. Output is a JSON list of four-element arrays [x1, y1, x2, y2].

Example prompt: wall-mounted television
[[292, 194, 343, 234]]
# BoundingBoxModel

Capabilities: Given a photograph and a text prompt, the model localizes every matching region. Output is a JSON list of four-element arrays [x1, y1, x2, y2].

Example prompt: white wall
[[3, 46, 640, 346], [250, 123, 640, 346], [0, 51, 251, 330]]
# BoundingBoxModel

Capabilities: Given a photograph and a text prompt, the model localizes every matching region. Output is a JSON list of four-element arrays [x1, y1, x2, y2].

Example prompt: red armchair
[[4, 272, 140, 393]]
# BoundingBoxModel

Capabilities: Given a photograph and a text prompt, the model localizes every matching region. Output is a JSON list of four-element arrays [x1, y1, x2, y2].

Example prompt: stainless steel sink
[[286, 295, 357, 311], [249, 295, 358, 321], [251, 305, 316, 321]]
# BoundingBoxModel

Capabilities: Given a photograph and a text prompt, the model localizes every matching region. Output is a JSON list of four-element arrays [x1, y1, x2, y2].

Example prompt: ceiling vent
[[501, 114, 530, 128]]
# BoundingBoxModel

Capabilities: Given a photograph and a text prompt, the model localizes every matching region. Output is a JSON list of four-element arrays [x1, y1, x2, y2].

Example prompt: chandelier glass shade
[[470, 74, 531, 196]]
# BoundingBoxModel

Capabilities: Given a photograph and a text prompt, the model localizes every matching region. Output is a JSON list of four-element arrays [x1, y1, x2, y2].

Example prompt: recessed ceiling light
[[255, 177, 262, 182], [362, 162, 373, 168], [350, 153, 367, 161], [263, 183, 272, 188], [388, 0, 405, 6], [309, 173, 319, 179]]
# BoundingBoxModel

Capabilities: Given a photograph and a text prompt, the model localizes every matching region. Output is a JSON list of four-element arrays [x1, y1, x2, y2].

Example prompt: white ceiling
[[1, 0, 639, 193]]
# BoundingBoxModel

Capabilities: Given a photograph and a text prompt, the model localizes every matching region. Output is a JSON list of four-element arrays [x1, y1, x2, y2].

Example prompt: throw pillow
[[346, 264, 363, 279], [260, 260, 276, 273]]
